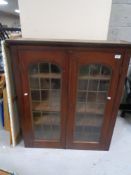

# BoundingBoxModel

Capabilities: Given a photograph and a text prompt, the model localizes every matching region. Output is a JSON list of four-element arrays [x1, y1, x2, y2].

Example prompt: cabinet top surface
[[5, 38, 131, 48]]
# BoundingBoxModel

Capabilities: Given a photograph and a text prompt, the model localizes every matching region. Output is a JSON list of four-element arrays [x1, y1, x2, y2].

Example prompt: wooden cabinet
[[6, 39, 131, 150]]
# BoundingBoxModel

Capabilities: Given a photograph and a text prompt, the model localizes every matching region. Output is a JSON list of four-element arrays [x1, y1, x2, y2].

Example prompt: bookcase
[[6, 39, 131, 150]]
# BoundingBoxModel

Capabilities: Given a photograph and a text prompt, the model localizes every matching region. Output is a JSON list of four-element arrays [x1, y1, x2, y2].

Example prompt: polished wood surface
[[66, 50, 123, 149], [7, 40, 131, 150]]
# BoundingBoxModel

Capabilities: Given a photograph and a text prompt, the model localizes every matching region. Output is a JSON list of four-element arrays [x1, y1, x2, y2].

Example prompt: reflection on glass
[[50, 90, 61, 106], [33, 111, 60, 140], [90, 65, 101, 76], [31, 90, 40, 101], [78, 80, 88, 90], [97, 92, 107, 103], [88, 92, 97, 102], [29, 63, 61, 140], [77, 102, 86, 113], [88, 80, 98, 91], [39, 63, 49, 73], [51, 79, 61, 89], [30, 78, 39, 89], [29, 64, 38, 74], [51, 64, 60, 73], [40, 79, 50, 89], [99, 80, 110, 91], [77, 92, 87, 102], [79, 65, 90, 76], [41, 90, 49, 101], [74, 64, 112, 142]]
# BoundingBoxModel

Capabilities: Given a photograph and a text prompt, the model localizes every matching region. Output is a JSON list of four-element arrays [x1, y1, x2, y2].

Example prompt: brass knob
[[24, 93, 28, 96], [107, 96, 111, 100]]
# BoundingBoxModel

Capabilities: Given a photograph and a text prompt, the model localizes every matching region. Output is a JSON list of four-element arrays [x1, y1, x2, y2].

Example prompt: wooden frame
[[6, 39, 131, 150], [67, 49, 124, 150]]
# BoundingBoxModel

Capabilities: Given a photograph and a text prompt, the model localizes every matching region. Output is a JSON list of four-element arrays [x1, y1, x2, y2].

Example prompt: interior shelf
[[79, 75, 110, 80], [30, 73, 61, 79], [74, 130, 100, 142], [32, 101, 104, 114], [30, 74, 110, 81], [34, 116, 60, 126], [76, 116, 102, 127], [32, 101, 60, 112], [77, 105, 104, 114], [34, 114, 102, 127], [34, 127, 60, 140]]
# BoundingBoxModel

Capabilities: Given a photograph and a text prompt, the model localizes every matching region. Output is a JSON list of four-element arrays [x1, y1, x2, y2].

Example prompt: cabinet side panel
[[9, 46, 31, 146], [105, 49, 131, 150]]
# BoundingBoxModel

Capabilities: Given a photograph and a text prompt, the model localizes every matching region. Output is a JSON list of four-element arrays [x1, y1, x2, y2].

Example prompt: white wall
[[19, 0, 112, 40], [0, 11, 20, 28], [108, 0, 131, 41], [108, 0, 131, 76]]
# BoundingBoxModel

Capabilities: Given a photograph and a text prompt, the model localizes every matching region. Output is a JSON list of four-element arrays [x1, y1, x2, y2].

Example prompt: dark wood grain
[[6, 38, 131, 49], [66, 49, 124, 150], [7, 40, 131, 150]]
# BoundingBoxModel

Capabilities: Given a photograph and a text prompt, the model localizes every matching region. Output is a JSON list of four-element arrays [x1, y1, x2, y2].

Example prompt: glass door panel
[[29, 63, 61, 140], [74, 64, 112, 142]]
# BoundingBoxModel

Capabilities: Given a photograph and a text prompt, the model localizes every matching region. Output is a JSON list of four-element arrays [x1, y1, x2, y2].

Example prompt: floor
[[0, 114, 131, 175], [0, 129, 10, 146]]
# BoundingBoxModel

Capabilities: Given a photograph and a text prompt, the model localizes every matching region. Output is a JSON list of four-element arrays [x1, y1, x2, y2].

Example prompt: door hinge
[[114, 54, 121, 59]]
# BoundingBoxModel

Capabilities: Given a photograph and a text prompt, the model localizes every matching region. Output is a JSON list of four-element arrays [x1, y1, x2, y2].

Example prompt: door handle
[[24, 93, 28, 96], [107, 96, 111, 100]]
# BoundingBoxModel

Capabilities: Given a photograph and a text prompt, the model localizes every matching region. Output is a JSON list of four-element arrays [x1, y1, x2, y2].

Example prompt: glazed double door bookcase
[[8, 40, 131, 150]]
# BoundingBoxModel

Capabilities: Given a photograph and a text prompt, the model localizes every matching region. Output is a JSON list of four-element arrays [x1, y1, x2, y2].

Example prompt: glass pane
[[79, 65, 89, 76], [30, 77, 39, 89], [88, 80, 98, 91], [90, 64, 101, 76], [97, 92, 107, 103], [86, 103, 105, 114], [101, 66, 111, 76], [39, 63, 49, 73], [78, 80, 88, 90], [51, 64, 60, 73], [29, 63, 61, 140], [99, 80, 110, 91], [31, 90, 40, 101], [32, 101, 49, 111], [29, 64, 38, 74], [33, 111, 41, 123], [33, 111, 42, 139], [41, 90, 50, 101], [77, 91, 87, 102], [51, 79, 60, 89], [32, 111, 60, 140], [75, 113, 103, 142], [77, 103, 86, 113], [50, 90, 61, 107], [40, 78, 50, 89], [88, 92, 97, 102], [74, 64, 112, 142]]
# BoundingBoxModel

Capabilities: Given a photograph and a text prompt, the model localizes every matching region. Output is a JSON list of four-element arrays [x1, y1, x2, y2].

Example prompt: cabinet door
[[67, 49, 123, 150], [18, 48, 68, 148]]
